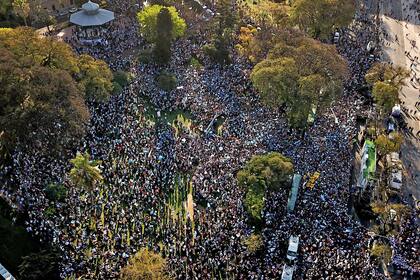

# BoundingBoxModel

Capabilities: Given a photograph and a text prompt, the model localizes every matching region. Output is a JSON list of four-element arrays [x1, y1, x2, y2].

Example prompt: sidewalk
[[379, 0, 420, 202]]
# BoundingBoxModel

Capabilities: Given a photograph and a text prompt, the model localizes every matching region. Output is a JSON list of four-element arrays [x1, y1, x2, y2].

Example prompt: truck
[[386, 152, 403, 191], [287, 235, 299, 261]]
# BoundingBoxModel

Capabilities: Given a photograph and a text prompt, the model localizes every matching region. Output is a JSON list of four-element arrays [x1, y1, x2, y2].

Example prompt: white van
[[287, 235, 299, 261], [281, 264, 294, 280]]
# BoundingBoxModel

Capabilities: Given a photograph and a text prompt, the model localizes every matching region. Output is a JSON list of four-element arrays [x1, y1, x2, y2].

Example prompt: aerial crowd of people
[[0, 1, 419, 279]]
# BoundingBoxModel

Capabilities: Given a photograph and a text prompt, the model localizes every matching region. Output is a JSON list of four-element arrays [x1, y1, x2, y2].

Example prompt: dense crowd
[[0, 1, 419, 279]]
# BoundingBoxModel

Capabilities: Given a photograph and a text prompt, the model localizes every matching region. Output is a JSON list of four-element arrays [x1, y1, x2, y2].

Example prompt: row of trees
[[0, 27, 115, 159]]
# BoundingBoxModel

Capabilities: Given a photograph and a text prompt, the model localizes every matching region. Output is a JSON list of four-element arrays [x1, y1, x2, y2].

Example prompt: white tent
[[70, 1, 114, 27]]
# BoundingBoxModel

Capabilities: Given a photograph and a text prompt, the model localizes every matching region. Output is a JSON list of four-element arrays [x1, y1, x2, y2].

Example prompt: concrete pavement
[[379, 0, 420, 203]]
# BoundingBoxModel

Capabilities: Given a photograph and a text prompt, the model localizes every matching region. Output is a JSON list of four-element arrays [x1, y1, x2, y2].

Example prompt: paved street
[[379, 0, 420, 204]]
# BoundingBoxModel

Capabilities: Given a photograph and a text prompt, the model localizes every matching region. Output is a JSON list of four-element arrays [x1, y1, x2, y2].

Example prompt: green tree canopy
[[365, 63, 409, 113], [243, 180, 266, 221], [0, 49, 89, 157], [251, 38, 348, 128], [113, 70, 131, 88], [375, 132, 403, 156], [153, 7, 173, 64], [372, 81, 399, 113], [69, 151, 103, 191], [0, 27, 113, 157], [237, 152, 294, 191], [370, 242, 392, 265], [156, 71, 177, 91], [371, 202, 409, 236], [77, 54, 114, 102], [242, 233, 264, 254], [238, 152, 293, 223], [365, 62, 409, 89], [0, 0, 13, 21], [241, 0, 289, 28], [136, 4, 186, 43], [44, 183, 67, 202], [290, 0, 355, 40], [203, 0, 238, 64], [251, 57, 300, 108], [12, 0, 30, 26], [120, 248, 171, 280]]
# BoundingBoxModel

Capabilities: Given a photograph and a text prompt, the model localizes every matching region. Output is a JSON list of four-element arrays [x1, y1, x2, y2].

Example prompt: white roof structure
[[70, 1, 114, 27]]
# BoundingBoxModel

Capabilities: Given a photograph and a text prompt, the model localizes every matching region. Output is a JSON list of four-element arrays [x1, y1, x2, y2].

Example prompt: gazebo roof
[[70, 1, 114, 27]]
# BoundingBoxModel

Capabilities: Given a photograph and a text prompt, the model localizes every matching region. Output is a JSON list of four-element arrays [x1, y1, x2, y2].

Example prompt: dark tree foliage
[[237, 152, 293, 223], [154, 8, 173, 64], [18, 248, 61, 280], [204, 0, 237, 64], [0, 27, 113, 159]]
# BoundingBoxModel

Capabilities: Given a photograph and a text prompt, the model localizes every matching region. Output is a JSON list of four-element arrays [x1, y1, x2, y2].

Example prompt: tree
[[241, 0, 289, 28], [370, 242, 392, 265], [366, 63, 409, 114], [251, 57, 299, 108], [375, 133, 403, 156], [204, 0, 238, 64], [237, 152, 294, 191], [0, 49, 89, 156], [0, 27, 114, 157], [113, 71, 131, 88], [238, 152, 293, 223], [77, 54, 114, 102], [69, 151, 103, 191], [136, 5, 186, 43], [290, 0, 355, 40], [12, 0, 30, 26], [156, 71, 177, 91], [44, 183, 67, 202], [251, 37, 348, 128], [31, 1, 56, 31], [243, 180, 265, 221], [235, 24, 304, 64], [365, 63, 410, 89], [119, 248, 171, 280], [372, 82, 399, 113], [371, 202, 409, 236], [235, 26, 259, 62], [0, 0, 13, 21], [154, 8, 173, 64], [242, 233, 263, 254]]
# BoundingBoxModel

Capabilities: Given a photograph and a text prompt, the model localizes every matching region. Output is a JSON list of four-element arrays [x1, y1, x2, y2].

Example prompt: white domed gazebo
[[70, 1, 114, 27]]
